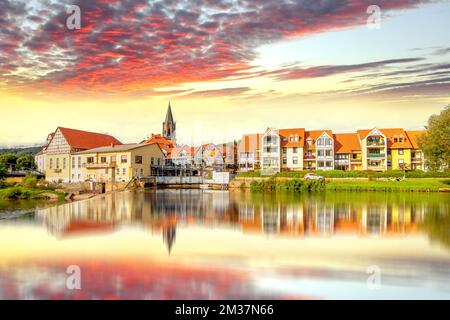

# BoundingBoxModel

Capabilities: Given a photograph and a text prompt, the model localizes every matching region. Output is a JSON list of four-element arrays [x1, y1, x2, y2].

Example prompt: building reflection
[[36, 190, 435, 253]]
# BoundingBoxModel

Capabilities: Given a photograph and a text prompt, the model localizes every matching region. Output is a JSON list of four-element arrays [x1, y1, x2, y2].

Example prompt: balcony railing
[[304, 155, 316, 159], [367, 140, 385, 146], [84, 161, 117, 169], [367, 153, 385, 158]]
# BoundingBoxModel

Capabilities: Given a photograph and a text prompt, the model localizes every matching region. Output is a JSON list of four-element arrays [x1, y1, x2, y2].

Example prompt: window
[[399, 159, 404, 164], [111, 155, 116, 163], [116, 168, 120, 175], [317, 139, 324, 146], [56, 158, 60, 169], [78, 174, 81, 179], [293, 156, 298, 165], [318, 150, 324, 157], [325, 139, 332, 146], [140, 168, 144, 175], [318, 161, 325, 168], [72, 158, 75, 169], [135, 155, 143, 164], [121, 155, 127, 163], [122, 168, 126, 175], [87, 157, 94, 163], [71, 174, 74, 180], [325, 150, 332, 157], [282, 157, 287, 165], [293, 147, 298, 154], [135, 168, 138, 176], [282, 147, 287, 154], [326, 161, 333, 167], [78, 156, 82, 168], [394, 138, 398, 143], [157, 158, 161, 165], [151, 157, 154, 165], [63, 158, 66, 169], [398, 149, 404, 155], [100, 156, 107, 163], [50, 159, 53, 169]]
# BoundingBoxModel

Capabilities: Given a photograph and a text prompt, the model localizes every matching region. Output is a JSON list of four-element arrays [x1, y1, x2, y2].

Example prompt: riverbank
[[230, 177, 450, 192], [0, 186, 66, 201]]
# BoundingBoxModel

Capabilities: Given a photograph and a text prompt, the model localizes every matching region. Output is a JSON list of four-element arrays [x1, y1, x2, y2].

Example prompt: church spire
[[162, 101, 176, 141]]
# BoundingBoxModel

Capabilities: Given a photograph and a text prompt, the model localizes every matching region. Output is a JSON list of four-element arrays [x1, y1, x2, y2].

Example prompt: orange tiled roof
[[334, 133, 361, 153], [358, 128, 413, 149], [58, 127, 122, 150], [304, 130, 333, 150], [170, 146, 195, 158], [279, 128, 305, 147], [143, 133, 175, 156], [406, 130, 427, 149], [238, 133, 261, 153]]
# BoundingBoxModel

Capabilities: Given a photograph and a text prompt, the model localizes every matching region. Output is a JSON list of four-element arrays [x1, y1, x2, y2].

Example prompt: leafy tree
[[0, 153, 17, 171], [0, 164, 7, 179], [16, 155, 36, 170], [419, 105, 450, 171]]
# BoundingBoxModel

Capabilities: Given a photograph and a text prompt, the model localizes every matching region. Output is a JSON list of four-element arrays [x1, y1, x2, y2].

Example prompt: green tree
[[16, 155, 36, 170], [0, 153, 17, 171], [0, 164, 7, 179], [419, 105, 450, 171]]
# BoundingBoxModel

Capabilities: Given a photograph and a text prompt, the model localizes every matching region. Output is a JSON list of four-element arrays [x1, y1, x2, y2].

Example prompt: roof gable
[[57, 127, 122, 150]]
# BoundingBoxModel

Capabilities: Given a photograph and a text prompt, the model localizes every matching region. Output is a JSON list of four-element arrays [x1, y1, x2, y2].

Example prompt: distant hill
[[0, 146, 42, 156]]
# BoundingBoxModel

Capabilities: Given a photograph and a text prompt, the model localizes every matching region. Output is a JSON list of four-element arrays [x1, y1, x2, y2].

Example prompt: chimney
[[111, 143, 115, 148]]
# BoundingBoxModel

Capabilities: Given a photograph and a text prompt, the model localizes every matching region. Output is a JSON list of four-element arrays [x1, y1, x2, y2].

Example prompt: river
[[0, 189, 449, 299]]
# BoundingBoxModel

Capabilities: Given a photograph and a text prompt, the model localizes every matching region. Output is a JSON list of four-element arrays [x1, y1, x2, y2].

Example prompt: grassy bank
[[0, 186, 66, 201], [325, 178, 450, 192], [238, 170, 450, 179], [242, 177, 450, 192]]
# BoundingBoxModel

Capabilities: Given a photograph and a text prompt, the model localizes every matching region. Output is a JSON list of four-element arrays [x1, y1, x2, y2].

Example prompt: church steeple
[[162, 102, 176, 141]]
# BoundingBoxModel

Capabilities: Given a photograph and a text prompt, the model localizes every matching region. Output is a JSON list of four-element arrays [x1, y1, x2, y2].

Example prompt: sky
[[0, 0, 449, 147]]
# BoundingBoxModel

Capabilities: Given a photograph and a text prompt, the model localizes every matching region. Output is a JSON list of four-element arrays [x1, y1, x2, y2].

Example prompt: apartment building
[[44, 127, 122, 182], [280, 128, 305, 171], [238, 127, 427, 173], [334, 133, 362, 171], [77, 143, 164, 183]]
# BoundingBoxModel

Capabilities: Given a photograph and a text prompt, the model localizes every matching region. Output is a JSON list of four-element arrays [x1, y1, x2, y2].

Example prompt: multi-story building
[[406, 130, 427, 170], [304, 130, 334, 171], [44, 127, 122, 182], [77, 143, 164, 183], [193, 143, 224, 168], [237, 133, 261, 172], [334, 133, 362, 171], [261, 128, 281, 174], [169, 146, 195, 166], [237, 126, 427, 173], [279, 128, 305, 171]]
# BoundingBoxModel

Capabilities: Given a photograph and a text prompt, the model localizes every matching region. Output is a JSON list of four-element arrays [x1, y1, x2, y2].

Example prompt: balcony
[[412, 157, 423, 163], [54, 168, 62, 173], [366, 140, 385, 146], [304, 155, 316, 159], [84, 161, 117, 169], [367, 153, 385, 158]]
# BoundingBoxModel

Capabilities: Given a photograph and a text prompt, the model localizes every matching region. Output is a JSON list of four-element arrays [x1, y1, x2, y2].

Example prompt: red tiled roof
[[58, 127, 122, 150], [334, 133, 361, 153], [358, 128, 413, 149], [304, 130, 333, 150], [279, 128, 305, 147], [406, 130, 427, 149], [170, 146, 195, 158]]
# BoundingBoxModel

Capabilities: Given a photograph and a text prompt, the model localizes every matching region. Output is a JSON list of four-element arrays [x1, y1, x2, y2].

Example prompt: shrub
[[22, 174, 38, 188]]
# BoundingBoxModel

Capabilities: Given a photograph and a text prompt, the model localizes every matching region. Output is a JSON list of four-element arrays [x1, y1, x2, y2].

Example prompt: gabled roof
[[358, 128, 413, 149], [334, 133, 361, 154], [406, 130, 427, 149], [279, 128, 305, 148], [238, 133, 262, 153], [170, 146, 195, 158], [57, 127, 122, 150], [304, 130, 333, 149]]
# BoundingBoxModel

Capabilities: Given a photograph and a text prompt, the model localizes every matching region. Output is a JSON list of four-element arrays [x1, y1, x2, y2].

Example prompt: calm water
[[0, 189, 449, 300]]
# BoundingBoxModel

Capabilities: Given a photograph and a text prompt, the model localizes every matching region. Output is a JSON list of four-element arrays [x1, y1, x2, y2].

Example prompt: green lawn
[[325, 178, 450, 192]]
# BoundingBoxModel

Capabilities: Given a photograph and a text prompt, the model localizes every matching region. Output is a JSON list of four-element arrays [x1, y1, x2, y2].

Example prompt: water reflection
[[35, 190, 447, 249], [1, 190, 450, 300]]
